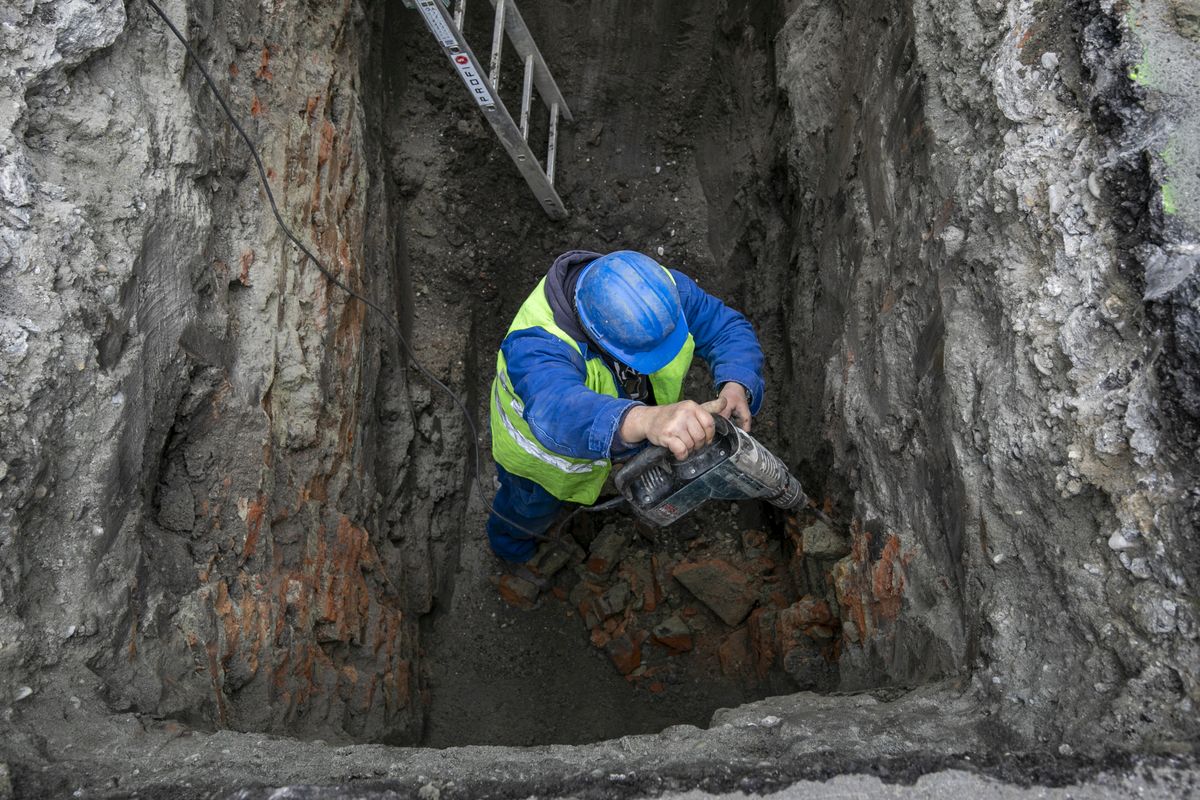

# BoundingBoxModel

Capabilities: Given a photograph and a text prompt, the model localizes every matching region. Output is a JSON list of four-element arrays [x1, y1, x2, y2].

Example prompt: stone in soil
[[569, 580, 606, 627], [718, 627, 753, 678], [747, 608, 777, 677], [619, 556, 658, 612], [780, 596, 834, 629], [801, 521, 850, 559], [672, 558, 757, 626], [745, 597, 838, 683], [605, 631, 644, 675], [1170, 0, 1200, 40], [651, 613, 693, 653], [530, 537, 583, 579], [780, 636, 827, 683], [567, 580, 594, 607], [741, 530, 769, 559], [596, 580, 632, 618], [586, 531, 626, 579], [576, 594, 605, 629], [496, 575, 539, 609]]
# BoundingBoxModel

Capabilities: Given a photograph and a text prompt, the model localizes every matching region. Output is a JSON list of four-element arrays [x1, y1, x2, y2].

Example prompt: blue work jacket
[[501, 269, 765, 461]]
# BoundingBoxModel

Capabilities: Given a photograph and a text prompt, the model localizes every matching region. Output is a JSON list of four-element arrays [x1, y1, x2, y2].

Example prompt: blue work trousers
[[486, 463, 564, 563]]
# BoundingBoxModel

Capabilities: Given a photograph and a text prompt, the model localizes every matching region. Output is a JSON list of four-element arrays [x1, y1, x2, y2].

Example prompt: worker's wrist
[[617, 403, 649, 446], [719, 381, 752, 403]]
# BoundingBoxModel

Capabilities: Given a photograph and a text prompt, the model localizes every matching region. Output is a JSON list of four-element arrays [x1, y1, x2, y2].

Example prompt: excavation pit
[[0, 0, 1197, 794], [385, 0, 902, 747]]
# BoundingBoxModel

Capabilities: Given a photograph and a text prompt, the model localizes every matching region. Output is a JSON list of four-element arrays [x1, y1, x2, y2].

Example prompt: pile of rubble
[[497, 508, 856, 693]]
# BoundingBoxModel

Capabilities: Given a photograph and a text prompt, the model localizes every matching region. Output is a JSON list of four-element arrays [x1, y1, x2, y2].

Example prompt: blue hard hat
[[575, 251, 688, 374]]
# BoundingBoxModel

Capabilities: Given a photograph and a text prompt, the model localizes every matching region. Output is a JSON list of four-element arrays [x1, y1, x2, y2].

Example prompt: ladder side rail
[[547, 102, 559, 185], [486, 0, 573, 121], [488, 0, 506, 88]]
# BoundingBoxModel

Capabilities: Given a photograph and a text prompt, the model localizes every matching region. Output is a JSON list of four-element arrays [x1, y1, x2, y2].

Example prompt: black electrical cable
[[140, 0, 571, 545], [554, 494, 627, 535]]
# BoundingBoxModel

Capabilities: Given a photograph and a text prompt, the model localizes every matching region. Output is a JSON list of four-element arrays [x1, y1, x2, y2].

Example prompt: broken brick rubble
[[530, 536, 584, 579], [586, 531, 626, 579], [651, 613, 693, 653], [671, 558, 757, 626], [496, 575, 539, 609], [605, 631, 644, 675]]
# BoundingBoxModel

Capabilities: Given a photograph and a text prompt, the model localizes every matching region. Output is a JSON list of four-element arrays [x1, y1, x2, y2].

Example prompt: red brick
[[619, 557, 656, 613], [585, 531, 625, 579], [672, 559, 757, 626], [654, 634, 693, 654], [606, 632, 643, 675], [808, 624, 835, 640], [718, 627, 753, 678], [782, 596, 833, 628], [747, 607, 777, 678], [530, 537, 583, 579], [596, 580, 632, 618], [647, 555, 663, 612], [651, 614, 693, 654], [590, 626, 610, 648], [576, 596, 604, 628], [741, 529, 768, 557], [831, 528, 909, 648], [497, 575, 538, 609]]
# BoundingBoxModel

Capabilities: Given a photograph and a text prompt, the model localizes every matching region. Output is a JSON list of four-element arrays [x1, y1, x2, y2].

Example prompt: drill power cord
[[141, 0, 563, 546]]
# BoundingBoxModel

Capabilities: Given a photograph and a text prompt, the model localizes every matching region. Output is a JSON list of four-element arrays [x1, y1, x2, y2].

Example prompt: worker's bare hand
[[718, 382, 753, 432], [620, 397, 727, 460]]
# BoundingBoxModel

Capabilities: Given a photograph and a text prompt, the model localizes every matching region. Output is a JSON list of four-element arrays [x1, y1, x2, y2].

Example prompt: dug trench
[[0, 0, 1197, 795], [406, 0, 857, 747]]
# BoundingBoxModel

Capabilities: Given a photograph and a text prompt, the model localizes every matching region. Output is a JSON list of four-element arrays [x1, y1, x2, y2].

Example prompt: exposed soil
[[387, 0, 845, 746]]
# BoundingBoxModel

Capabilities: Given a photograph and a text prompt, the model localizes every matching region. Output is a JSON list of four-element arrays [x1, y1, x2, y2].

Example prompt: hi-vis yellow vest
[[490, 275, 695, 504]]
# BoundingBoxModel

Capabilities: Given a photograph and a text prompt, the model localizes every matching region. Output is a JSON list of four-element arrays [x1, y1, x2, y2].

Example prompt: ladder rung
[[547, 101, 559, 185], [453, 0, 465, 31], [489, 0, 506, 89], [519, 54, 534, 140]]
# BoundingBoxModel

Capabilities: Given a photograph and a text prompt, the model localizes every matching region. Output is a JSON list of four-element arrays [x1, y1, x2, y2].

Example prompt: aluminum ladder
[[404, 0, 572, 220]]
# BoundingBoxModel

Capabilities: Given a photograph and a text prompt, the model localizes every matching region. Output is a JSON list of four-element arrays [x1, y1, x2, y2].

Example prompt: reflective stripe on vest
[[491, 388, 605, 474], [490, 273, 695, 504]]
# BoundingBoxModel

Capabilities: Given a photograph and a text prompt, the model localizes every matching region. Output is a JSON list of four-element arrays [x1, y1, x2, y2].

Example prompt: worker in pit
[[488, 249, 765, 563]]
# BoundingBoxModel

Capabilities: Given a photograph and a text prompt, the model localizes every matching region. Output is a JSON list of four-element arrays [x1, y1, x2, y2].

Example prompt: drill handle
[[613, 442, 673, 497], [614, 413, 733, 497]]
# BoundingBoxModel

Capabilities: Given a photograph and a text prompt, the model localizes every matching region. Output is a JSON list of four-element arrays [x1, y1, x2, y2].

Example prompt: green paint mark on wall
[[1162, 139, 1178, 167], [1162, 183, 1178, 216], [1129, 61, 1152, 86]]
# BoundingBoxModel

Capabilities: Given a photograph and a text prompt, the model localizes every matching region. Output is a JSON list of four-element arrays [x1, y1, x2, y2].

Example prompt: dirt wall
[[0, 0, 433, 743], [700, 0, 1199, 749]]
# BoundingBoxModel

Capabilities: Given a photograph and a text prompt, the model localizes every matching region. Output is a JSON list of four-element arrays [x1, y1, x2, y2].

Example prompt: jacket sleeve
[[671, 269, 765, 415], [502, 327, 642, 460]]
